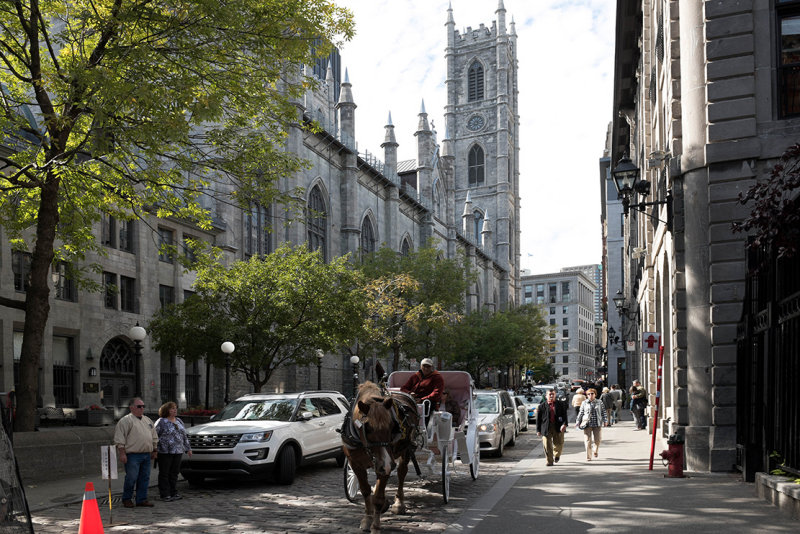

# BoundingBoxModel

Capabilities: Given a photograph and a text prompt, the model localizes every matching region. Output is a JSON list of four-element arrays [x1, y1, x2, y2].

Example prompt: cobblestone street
[[31, 430, 539, 533]]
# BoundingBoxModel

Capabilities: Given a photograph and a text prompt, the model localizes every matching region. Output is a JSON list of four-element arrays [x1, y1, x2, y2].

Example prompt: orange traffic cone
[[78, 482, 105, 534]]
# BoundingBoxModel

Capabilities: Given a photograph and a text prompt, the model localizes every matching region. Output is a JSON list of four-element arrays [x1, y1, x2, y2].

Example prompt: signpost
[[101, 445, 118, 524], [643, 332, 663, 470]]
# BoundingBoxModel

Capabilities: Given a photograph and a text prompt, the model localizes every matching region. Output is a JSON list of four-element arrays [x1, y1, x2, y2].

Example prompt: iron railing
[[736, 239, 800, 481]]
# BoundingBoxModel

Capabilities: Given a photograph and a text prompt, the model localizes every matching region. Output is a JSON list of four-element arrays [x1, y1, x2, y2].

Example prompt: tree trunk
[[14, 176, 60, 432]]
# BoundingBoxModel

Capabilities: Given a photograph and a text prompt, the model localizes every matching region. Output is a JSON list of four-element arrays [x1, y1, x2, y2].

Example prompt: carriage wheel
[[344, 458, 360, 503], [441, 442, 451, 504], [469, 435, 480, 480]]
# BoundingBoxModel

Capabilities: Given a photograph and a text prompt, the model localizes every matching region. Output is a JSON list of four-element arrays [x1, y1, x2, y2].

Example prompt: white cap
[[420, 358, 434, 367]]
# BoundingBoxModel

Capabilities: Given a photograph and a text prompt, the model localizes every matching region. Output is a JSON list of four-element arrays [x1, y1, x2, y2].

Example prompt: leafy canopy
[[148, 244, 365, 393], [0, 0, 354, 263]]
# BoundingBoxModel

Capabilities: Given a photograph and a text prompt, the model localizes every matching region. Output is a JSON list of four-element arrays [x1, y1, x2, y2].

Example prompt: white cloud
[[334, 0, 615, 274]]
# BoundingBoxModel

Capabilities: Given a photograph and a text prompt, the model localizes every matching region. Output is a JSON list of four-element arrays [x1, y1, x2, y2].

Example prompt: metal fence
[[736, 240, 800, 481]]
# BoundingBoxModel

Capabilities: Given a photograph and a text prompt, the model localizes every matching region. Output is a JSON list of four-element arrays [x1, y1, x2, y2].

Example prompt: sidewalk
[[446, 415, 799, 532]]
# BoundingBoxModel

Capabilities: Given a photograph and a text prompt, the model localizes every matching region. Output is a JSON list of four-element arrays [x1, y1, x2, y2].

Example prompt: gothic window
[[474, 210, 484, 240], [433, 180, 442, 216], [307, 185, 327, 261], [244, 202, 272, 258], [468, 61, 484, 102], [360, 217, 375, 257], [401, 237, 412, 256], [468, 146, 484, 187]]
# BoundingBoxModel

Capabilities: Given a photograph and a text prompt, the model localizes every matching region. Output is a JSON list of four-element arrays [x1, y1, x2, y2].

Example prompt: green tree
[[358, 244, 472, 371], [444, 304, 550, 387], [0, 0, 353, 430], [148, 244, 365, 394]]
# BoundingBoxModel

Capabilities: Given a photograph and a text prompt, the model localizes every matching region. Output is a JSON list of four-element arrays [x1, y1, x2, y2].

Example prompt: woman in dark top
[[154, 402, 192, 501]]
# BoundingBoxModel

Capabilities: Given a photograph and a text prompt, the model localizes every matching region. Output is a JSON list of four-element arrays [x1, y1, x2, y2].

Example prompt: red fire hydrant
[[660, 433, 685, 478]]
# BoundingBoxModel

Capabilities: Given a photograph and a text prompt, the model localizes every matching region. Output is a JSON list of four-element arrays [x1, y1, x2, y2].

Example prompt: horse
[[341, 381, 420, 533]]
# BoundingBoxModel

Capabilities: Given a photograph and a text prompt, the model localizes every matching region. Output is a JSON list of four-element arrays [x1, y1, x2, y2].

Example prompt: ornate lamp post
[[221, 341, 235, 405], [316, 350, 324, 390], [350, 355, 360, 397], [129, 323, 147, 398]]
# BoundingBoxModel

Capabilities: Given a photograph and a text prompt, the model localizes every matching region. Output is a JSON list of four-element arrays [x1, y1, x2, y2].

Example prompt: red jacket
[[401, 370, 444, 407]]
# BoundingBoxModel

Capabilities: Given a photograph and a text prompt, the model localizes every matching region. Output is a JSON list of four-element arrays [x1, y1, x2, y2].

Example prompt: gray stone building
[[0, 2, 520, 411], [609, 0, 800, 471], [520, 270, 596, 383]]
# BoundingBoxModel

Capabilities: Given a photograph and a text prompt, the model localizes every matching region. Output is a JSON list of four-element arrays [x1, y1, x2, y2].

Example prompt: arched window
[[474, 210, 484, 240], [360, 217, 375, 256], [307, 186, 327, 261], [468, 61, 484, 102], [401, 238, 412, 257], [468, 146, 484, 187]]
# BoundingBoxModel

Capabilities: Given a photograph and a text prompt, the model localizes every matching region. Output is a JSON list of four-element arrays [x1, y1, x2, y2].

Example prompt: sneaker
[[554, 456, 560, 463], [123, 500, 135, 508], [171, 494, 183, 501], [546, 462, 554, 466], [160, 496, 173, 502], [136, 501, 154, 507]]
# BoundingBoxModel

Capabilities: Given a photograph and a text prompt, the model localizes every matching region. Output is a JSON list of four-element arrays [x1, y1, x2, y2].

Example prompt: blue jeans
[[122, 453, 151, 503]]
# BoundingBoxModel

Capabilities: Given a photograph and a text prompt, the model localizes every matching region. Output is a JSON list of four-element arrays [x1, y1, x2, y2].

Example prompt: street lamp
[[350, 355, 360, 397], [221, 341, 235, 405], [612, 154, 672, 229], [316, 350, 324, 390], [129, 323, 147, 397]]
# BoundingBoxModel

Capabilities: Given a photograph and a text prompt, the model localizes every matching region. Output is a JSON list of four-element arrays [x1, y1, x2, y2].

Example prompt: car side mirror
[[504, 407, 515, 415], [297, 411, 314, 421]]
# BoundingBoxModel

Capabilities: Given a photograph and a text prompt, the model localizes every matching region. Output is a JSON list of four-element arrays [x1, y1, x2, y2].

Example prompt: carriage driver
[[401, 358, 444, 409]]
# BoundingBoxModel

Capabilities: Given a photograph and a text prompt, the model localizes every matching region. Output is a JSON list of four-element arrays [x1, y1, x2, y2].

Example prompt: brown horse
[[342, 381, 419, 533]]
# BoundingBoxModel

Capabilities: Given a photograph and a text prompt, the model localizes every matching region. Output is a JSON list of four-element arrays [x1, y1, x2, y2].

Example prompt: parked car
[[475, 390, 516, 457], [512, 396, 529, 432], [180, 391, 349, 485], [517, 393, 543, 424]]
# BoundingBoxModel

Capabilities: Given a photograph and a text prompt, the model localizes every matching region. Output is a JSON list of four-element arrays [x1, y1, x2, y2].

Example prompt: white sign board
[[625, 341, 636, 352], [101, 445, 118, 479], [642, 332, 661, 353]]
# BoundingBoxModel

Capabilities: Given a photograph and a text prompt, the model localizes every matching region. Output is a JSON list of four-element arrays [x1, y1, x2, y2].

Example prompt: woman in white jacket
[[576, 389, 608, 461]]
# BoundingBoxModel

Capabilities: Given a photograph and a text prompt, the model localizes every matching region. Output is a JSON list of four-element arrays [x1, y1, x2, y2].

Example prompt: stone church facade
[[0, 2, 521, 410]]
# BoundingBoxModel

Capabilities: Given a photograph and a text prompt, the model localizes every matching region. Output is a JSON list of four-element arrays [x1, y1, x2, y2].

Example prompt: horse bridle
[[342, 395, 415, 471]]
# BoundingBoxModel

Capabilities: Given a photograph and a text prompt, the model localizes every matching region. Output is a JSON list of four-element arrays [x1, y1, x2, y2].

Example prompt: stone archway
[[100, 337, 136, 408]]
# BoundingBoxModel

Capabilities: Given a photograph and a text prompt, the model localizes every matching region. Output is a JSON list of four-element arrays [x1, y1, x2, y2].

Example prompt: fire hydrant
[[660, 433, 685, 478]]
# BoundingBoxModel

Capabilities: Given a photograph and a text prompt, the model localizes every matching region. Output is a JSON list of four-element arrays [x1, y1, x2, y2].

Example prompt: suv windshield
[[216, 399, 298, 422], [476, 394, 500, 414]]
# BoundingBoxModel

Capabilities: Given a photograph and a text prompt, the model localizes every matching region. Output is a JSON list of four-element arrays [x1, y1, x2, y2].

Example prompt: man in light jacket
[[114, 397, 159, 508]]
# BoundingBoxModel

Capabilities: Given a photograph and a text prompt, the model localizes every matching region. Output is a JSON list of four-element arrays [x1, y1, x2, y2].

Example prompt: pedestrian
[[630, 379, 648, 430], [600, 387, 614, 426], [154, 402, 192, 502], [536, 389, 568, 466], [571, 388, 586, 419], [114, 397, 158, 508], [609, 384, 623, 424], [401, 358, 444, 409], [576, 388, 607, 461]]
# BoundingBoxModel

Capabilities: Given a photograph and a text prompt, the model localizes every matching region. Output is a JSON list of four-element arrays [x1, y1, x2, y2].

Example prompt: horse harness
[[339, 395, 417, 468]]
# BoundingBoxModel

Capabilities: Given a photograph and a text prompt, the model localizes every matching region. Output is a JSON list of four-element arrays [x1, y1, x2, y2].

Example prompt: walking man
[[114, 397, 159, 508], [630, 379, 648, 430], [536, 389, 568, 466]]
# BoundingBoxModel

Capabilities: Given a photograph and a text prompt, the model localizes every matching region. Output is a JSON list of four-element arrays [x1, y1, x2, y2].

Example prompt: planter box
[[76, 410, 114, 427]]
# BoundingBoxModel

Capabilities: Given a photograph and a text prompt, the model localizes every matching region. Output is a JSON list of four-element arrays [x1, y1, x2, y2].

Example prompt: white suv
[[180, 391, 349, 485]]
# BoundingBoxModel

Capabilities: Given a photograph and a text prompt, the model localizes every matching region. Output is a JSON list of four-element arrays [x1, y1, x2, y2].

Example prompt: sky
[[334, 0, 616, 275]]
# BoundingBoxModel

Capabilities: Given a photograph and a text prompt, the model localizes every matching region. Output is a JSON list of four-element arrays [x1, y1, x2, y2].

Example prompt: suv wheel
[[274, 446, 297, 485]]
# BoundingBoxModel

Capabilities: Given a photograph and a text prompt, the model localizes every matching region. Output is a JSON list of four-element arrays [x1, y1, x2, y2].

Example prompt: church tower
[[443, 0, 520, 307]]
